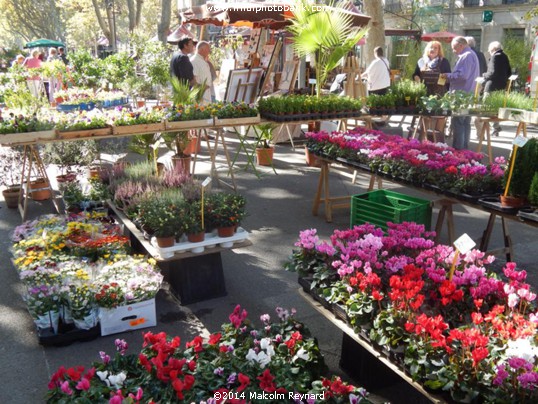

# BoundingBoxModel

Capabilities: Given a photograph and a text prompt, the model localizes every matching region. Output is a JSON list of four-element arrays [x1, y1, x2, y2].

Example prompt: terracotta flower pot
[[305, 146, 321, 167], [217, 226, 236, 238], [187, 231, 205, 243], [29, 178, 51, 201], [156, 236, 175, 248], [500, 195, 527, 208], [256, 147, 274, 166], [183, 138, 201, 156], [2, 187, 20, 208]]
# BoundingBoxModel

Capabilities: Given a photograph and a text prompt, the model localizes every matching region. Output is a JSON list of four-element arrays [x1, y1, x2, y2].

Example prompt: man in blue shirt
[[440, 37, 480, 150]]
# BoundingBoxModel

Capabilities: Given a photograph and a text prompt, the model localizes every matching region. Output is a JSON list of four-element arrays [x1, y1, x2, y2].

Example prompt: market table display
[[109, 202, 252, 305], [306, 128, 538, 262], [286, 223, 538, 403]]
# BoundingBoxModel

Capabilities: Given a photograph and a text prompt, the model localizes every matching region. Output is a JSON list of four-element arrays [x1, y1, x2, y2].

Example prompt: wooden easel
[[259, 37, 282, 97], [342, 56, 366, 101], [19, 145, 60, 221]]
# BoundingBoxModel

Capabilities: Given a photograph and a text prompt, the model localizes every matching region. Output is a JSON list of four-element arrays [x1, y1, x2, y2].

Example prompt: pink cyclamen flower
[[60, 380, 73, 395]]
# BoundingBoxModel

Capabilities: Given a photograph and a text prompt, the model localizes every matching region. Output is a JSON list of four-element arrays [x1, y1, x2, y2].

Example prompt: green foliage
[[138, 192, 186, 238], [255, 123, 275, 148], [504, 138, 538, 197], [42, 141, 98, 173], [287, 0, 367, 98], [502, 35, 530, 90], [169, 77, 204, 107], [101, 52, 137, 89], [69, 49, 105, 88], [127, 133, 161, 161], [528, 172, 538, 207], [480, 90, 534, 115]]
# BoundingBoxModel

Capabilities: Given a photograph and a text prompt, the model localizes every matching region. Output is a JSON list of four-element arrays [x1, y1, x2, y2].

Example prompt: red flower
[[257, 369, 276, 392], [208, 332, 222, 345], [237, 373, 250, 392], [186, 336, 204, 353]]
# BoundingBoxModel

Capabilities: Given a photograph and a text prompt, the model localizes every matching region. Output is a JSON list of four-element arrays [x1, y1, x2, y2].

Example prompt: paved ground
[[0, 119, 536, 403]]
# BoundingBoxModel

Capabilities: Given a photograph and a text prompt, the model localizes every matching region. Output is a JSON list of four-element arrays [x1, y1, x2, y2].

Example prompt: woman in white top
[[361, 46, 391, 95]]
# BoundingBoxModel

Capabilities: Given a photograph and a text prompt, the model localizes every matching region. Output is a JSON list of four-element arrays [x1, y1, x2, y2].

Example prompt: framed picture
[[278, 60, 299, 92], [261, 44, 275, 69], [224, 68, 264, 103]]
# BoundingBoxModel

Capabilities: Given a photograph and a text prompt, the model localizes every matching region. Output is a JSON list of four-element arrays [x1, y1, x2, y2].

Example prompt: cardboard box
[[99, 298, 157, 336]]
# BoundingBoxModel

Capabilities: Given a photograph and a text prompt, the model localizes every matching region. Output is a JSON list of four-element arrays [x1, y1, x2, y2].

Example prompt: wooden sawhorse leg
[[311, 161, 350, 222], [479, 213, 514, 262], [434, 199, 456, 244], [367, 174, 383, 191]]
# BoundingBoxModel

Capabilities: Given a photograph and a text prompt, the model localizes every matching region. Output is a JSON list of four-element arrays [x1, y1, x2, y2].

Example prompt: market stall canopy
[[167, 25, 196, 43], [24, 38, 65, 49], [180, 4, 226, 26], [421, 31, 458, 43]]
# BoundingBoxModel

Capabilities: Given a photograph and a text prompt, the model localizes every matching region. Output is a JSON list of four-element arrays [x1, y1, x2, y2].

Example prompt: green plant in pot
[[205, 192, 246, 237], [61, 182, 86, 212], [255, 123, 275, 166], [139, 193, 186, 247], [43, 140, 97, 181], [184, 200, 205, 242], [502, 138, 538, 207]]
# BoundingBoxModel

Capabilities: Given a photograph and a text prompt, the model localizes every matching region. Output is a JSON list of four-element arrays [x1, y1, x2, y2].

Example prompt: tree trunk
[[91, 0, 112, 44], [158, 0, 172, 44], [363, 0, 386, 66], [126, 0, 143, 32]]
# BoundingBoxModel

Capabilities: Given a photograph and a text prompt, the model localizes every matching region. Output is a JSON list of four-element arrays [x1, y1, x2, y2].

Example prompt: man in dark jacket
[[170, 36, 196, 87], [465, 37, 487, 76], [483, 41, 511, 135]]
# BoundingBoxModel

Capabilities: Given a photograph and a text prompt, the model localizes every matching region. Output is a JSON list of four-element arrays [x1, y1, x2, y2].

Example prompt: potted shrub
[[0, 146, 23, 208], [43, 140, 97, 183], [139, 195, 186, 247], [184, 201, 205, 242], [529, 172, 538, 209], [205, 192, 246, 237], [254, 123, 275, 166], [502, 138, 538, 207]]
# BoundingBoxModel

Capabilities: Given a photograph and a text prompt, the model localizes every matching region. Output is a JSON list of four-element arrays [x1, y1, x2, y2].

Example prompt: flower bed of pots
[[306, 128, 505, 199], [286, 222, 538, 402], [10, 212, 162, 344], [46, 305, 374, 403]]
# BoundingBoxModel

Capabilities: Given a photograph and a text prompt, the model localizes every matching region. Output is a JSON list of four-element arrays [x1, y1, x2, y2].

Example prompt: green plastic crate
[[350, 190, 432, 231]]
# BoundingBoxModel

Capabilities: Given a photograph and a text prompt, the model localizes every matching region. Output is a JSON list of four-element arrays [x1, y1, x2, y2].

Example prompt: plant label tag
[[513, 136, 528, 147], [453, 233, 475, 255], [42, 229, 47, 240], [202, 177, 212, 188], [437, 76, 446, 86], [475, 77, 485, 84], [509, 74, 518, 81]]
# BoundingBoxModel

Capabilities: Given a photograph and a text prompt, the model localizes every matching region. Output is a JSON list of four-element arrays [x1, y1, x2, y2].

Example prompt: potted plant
[[139, 195, 186, 247], [0, 146, 23, 208], [61, 182, 86, 212], [502, 138, 538, 207], [205, 192, 246, 237], [254, 123, 275, 166], [184, 201, 205, 242], [43, 141, 97, 183]]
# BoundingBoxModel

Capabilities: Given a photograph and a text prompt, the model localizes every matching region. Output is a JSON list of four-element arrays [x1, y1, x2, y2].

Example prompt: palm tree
[[287, 0, 368, 98]]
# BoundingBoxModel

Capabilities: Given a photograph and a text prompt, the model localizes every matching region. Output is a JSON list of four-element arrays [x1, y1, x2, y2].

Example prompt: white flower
[[260, 338, 275, 356], [108, 372, 127, 389], [96, 370, 108, 382], [292, 347, 310, 363], [245, 348, 271, 368], [505, 338, 538, 362]]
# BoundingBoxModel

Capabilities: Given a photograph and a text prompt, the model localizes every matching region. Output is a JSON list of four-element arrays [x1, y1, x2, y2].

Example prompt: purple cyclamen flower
[[99, 351, 110, 364], [114, 339, 128, 355]]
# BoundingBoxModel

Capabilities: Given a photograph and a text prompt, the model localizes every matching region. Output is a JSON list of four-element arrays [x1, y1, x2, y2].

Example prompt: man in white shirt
[[190, 41, 214, 104], [361, 46, 391, 95]]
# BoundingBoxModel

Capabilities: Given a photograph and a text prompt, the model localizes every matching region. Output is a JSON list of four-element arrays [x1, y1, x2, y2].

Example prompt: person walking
[[190, 41, 213, 105], [439, 36, 480, 150], [22, 49, 43, 98], [483, 41, 511, 136], [361, 46, 391, 95], [58, 47, 69, 65], [170, 36, 196, 87]]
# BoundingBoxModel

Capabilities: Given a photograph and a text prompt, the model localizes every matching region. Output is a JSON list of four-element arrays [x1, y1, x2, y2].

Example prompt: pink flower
[[75, 378, 90, 391], [60, 381, 73, 395]]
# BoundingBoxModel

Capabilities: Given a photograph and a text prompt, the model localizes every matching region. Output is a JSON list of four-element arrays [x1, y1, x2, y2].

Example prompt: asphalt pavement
[[0, 117, 537, 403]]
